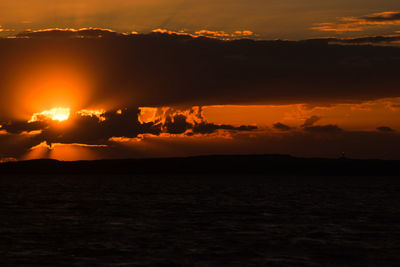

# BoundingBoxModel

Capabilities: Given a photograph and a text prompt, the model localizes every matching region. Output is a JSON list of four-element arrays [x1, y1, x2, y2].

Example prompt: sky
[[1, 0, 400, 39], [0, 1, 400, 161]]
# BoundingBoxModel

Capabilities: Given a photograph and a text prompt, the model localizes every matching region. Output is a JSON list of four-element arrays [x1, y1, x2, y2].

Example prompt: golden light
[[29, 107, 71, 122], [77, 109, 106, 121], [4, 49, 96, 121], [23, 142, 107, 161]]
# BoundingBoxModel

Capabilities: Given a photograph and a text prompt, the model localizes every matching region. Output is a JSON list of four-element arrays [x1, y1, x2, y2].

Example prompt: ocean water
[[0, 175, 399, 266]]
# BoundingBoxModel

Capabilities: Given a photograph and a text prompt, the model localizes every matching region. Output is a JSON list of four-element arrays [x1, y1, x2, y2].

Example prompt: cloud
[[391, 104, 400, 109], [361, 11, 400, 23], [0, 157, 17, 163], [151, 29, 255, 40], [273, 122, 292, 131], [0, 27, 13, 33], [16, 28, 124, 39], [18, 28, 255, 41], [164, 114, 192, 134], [158, 108, 258, 135], [312, 23, 364, 33], [377, 126, 395, 132], [0, 106, 257, 158], [307, 35, 400, 45], [301, 116, 320, 128], [0, 28, 399, 121], [30, 142, 107, 150], [299, 116, 342, 134], [3, 104, 400, 160], [312, 11, 400, 32], [1, 121, 47, 134], [194, 30, 254, 39], [192, 122, 257, 135]]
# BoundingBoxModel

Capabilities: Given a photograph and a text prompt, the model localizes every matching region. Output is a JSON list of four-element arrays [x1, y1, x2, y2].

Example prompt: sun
[[29, 107, 71, 122], [50, 108, 70, 121]]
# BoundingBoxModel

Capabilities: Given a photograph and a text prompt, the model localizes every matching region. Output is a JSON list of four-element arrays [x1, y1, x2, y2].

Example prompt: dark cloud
[[312, 10, 400, 32], [0, 106, 257, 157], [0, 133, 40, 158], [299, 115, 343, 135], [273, 122, 292, 131], [36, 109, 161, 145], [162, 112, 258, 135], [307, 35, 400, 45], [0, 108, 159, 147], [1, 120, 46, 134], [361, 11, 400, 23], [377, 126, 395, 132], [303, 125, 343, 134], [301, 116, 320, 128], [1, 29, 400, 122], [16, 28, 124, 39], [192, 123, 257, 135], [299, 115, 342, 134], [164, 114, 192, 134]]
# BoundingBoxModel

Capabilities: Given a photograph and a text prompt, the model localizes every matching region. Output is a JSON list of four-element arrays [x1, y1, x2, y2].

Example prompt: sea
[[1, 174, 399, 266]]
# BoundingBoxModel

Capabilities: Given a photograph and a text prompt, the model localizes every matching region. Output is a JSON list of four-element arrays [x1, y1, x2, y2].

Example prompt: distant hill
[[0, 154, 399, 176]]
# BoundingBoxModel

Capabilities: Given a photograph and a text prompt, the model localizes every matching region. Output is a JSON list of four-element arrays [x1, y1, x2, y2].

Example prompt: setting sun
[[29, 107, 71, 122]]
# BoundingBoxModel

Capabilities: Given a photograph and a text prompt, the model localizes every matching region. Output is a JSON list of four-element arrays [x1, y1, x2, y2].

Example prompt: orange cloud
[[77, 109, 106, 121], [0, 27, 13, 33], [29, 107, 71, 122], [16, 28, 124, 39], [14, 27, 255, 41], [312, 10, 400, 32], [138, 107, 162, 124], [20, 130, 42, 136], [30, 142, 107, 150], [152, 28, 255, 40], [311, 23, 363, 32], [108, 136, 137, 143], [0, 157, 17, 163], [25, 141, 107, 161], [152, 29, 193, 37], [194, 30, 254, 39]]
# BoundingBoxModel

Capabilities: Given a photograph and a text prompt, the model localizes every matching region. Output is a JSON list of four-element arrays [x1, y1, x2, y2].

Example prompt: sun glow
[[77, 109, 106, 121], [29, 107, 71, 122]]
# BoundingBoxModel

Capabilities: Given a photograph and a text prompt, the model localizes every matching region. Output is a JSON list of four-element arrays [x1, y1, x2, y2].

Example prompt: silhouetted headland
[[0, 154, 399, 176]]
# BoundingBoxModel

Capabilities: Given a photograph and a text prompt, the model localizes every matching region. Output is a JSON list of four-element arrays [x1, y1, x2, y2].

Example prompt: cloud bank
[[1, 28, 400, 122], [312, 10, 400, 32], [0, 106, 258, 158]]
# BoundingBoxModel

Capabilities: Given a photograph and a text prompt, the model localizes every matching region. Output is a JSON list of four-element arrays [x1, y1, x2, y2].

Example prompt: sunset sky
[[1, 0, 400, 39], [0, 1, 400, 161]]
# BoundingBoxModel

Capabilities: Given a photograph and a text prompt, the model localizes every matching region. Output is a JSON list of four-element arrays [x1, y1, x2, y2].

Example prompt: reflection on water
[[0, 175, 399, 266]]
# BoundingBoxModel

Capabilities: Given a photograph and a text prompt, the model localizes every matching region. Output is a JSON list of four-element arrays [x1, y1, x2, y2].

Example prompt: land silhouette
[[0, 154, 399, 176]]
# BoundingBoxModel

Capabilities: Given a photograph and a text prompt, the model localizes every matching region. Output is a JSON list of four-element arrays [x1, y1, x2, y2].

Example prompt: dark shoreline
[[1, 154, 399, 176]]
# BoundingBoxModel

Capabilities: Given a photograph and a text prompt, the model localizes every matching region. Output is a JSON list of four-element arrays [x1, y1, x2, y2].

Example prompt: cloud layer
[[1, 28, 400, 122], [312, 11, 400, 32], [0, 106, 258, 158]]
